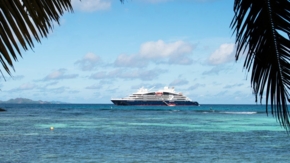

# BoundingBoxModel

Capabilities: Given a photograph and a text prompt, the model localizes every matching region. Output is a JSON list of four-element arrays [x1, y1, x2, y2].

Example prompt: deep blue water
[[0, 104, 289, 163]]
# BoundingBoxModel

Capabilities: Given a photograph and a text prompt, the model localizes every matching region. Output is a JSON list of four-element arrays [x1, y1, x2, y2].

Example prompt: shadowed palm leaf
[[0, 0, 73, 76], [231, 0, 290, 130]]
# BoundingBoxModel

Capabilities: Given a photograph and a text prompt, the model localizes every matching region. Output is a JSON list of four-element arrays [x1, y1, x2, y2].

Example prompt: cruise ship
[[111, 87, 199, 106]]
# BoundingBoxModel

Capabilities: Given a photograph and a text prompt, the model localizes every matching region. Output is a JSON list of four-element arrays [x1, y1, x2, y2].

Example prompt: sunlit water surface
[[0, 104, 289, 163]]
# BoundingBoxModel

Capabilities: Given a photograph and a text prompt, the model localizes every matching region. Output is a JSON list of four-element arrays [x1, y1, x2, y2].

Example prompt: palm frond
[[231, 0, 290, 130], [0, 0, 73, 76]]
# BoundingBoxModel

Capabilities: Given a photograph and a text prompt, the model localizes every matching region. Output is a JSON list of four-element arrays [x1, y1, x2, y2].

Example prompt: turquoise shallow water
[[0, 104, 289, 162]]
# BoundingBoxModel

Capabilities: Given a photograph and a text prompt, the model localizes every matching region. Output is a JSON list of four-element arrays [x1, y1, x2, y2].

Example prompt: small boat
[[167, 103, 176, 107]]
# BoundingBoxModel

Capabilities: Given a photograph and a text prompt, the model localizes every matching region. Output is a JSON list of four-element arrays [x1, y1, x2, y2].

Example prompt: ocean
[[0, 104, 289, 163]]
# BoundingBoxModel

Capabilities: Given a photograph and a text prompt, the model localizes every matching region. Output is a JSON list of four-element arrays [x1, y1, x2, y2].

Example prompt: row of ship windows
[[130, 95, 184, 97], [133, 93, 179, 96], [132, 97, 185, 100], [130, 97, 186, 99]]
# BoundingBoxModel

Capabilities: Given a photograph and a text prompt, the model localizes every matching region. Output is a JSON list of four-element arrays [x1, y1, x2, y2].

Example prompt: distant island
[[0, 98, 67, 104]]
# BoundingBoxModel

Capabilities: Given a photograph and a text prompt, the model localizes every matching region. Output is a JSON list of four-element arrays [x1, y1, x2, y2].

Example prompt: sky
[[0, 0, 258, 104]]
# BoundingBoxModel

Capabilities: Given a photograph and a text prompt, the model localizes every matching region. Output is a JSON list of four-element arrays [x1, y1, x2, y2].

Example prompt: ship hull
[[111, 100, 199, 106]]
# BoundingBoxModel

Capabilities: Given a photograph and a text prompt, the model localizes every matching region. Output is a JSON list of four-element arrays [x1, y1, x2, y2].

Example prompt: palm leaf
[[231, 0, 290, 130], [0, 0, 73, 76]]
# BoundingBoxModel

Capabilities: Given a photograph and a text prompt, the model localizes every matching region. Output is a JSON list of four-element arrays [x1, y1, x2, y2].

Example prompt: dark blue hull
[[111, 100, 199, 106]]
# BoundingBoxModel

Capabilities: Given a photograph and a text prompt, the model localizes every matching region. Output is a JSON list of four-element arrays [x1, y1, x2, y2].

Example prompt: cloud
[[71, 0, 111, 12], [11, 75, 24, 81], [169, 79, 189, 86], [0, 75, 24, 81], [116, 69, 167, 80], [44, 81, 59, 87], [89, 71, 107, 79], [99, 80, 114, 85], [223, 83, 244, 89], [114, 40, 194, 67], [36, 85, 72, 94], [89, 68, 167, 81], [202, 65, 226, 75], [19, 83, 36, 90], [85, 80, 114, 90], [207, 43, 235, 65], [69, 90, 80, 94], [188, 83, 206, 90], [48, 86, 70, 94], [43, 69, 78, 81], [114, 54, 148, 67], [140, 40, 193, 59], [75, 53, 102, 71], [214, 90, 229, 96], [9, 83, 37, 92], [168, 56, 193, 65], [131, 83, 164, 90]]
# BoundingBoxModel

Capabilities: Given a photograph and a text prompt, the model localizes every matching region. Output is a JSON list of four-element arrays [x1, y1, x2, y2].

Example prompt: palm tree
[[0, 0, 73, 76], [231, 0, 290, 130]]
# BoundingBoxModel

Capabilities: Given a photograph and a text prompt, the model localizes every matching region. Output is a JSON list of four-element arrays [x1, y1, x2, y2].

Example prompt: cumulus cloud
[[75, 53, 102, 71], [43, 69, 78, 81], [89, 68, 167, 81], [207, 43, 235, 65], [169, 79, 189, 86], [140, 40, 193, 59], [71, 0, 111, 12], [114, 40, 194, 67], [114, 54, 148, 67]]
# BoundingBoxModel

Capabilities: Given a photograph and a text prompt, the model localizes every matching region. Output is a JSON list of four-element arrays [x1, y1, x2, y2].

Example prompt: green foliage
[[0, 0, 73, 76], [231, 0, 290, 130]]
